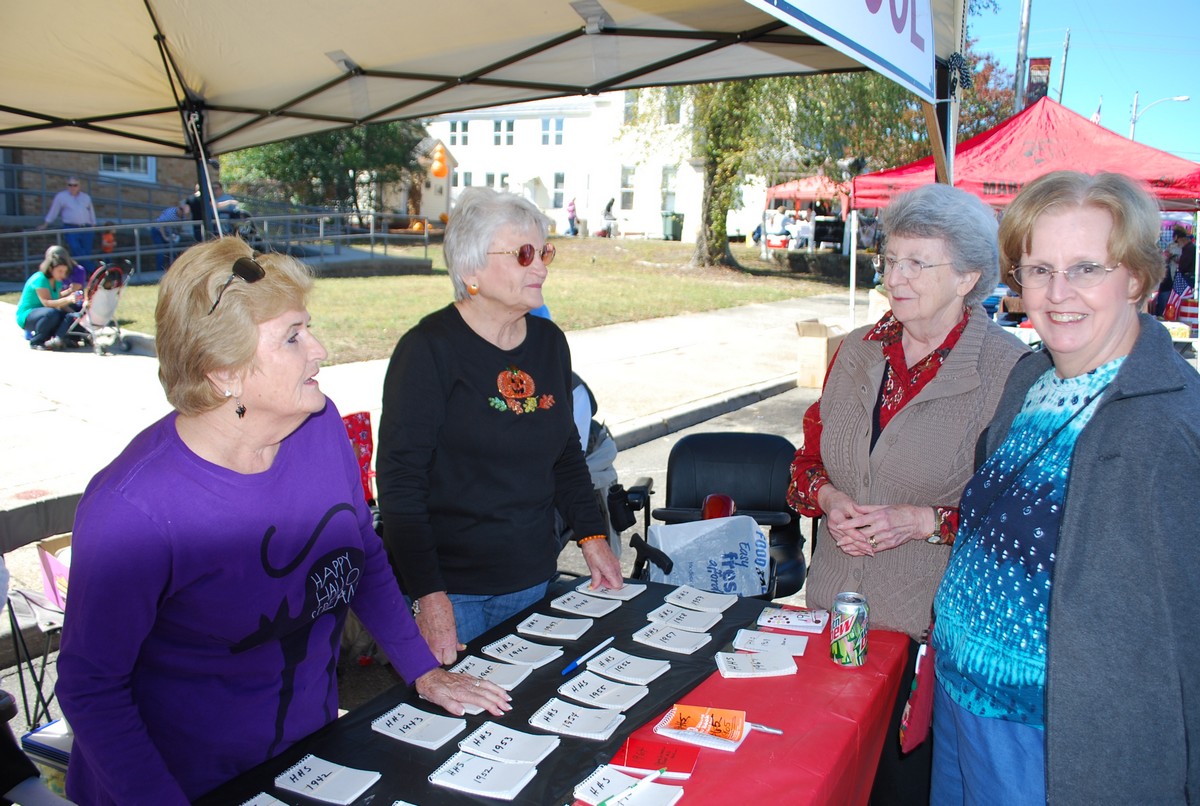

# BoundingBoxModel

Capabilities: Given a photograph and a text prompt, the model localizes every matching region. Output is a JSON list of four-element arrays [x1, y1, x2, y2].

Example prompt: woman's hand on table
[[580, 539, 624, 590], [414, 668, 512, 717], [840, 503, 935, 554], [414, 592, 465, 666]]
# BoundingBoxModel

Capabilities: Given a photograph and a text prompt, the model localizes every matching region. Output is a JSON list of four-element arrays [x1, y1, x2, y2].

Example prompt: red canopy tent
[[767, 175, 850, 218], [852, 97, 1200, 211]]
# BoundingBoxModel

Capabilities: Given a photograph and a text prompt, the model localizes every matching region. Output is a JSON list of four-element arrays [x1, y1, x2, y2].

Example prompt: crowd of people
[[5, 169, 1196, 803]]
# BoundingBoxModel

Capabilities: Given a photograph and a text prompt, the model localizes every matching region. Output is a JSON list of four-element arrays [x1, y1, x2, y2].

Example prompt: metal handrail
[[1, 211, 433, 281]]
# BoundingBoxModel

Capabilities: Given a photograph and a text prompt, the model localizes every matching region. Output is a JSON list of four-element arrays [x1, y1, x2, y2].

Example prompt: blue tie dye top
[[932, 358, 1122, 725]]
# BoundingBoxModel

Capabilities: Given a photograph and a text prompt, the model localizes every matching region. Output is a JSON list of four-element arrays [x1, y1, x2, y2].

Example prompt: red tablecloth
[[617, 627, 908, 806]]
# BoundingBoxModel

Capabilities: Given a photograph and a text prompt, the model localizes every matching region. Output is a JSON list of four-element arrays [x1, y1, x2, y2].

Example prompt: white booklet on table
[[517, 612, 594, 641], [428, 751, 537, 801], [663, 585, 737, 613], [459, 722, 561, 765], [448, 655, 533, 691], [632, 622, 712, 655], [528, 696, 625, 741], [587, 647, 672, 685], [715, 650, 798, 678], [370, 703, 466, 750], [551, 590, 622, 617], [574, 765, 685, 806], [273, 754, 380, 805], [646, 603, 723, 633], [482, 634, 565, 667], [731, 628, 809, 656], [756, 606, 830, 634], [575, 579, 646, 601], [558, 670, 650, 712]]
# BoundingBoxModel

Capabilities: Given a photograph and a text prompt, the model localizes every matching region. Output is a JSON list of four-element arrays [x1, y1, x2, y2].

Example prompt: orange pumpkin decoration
[[431, 159, 448, 178], [497, 367, 535, 399]]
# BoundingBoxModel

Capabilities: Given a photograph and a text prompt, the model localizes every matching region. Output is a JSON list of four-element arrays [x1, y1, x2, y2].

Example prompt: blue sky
[[965, 0, 1198, 161]]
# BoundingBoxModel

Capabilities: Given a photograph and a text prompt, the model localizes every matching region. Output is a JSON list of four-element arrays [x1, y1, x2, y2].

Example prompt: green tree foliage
[[691, 81, 757, 267], [221, 121, 427, 210]]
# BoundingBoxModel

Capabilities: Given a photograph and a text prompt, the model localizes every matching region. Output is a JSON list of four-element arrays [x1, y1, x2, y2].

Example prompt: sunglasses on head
[[207, 255, 266, 316], [486, 242, 556, 267]]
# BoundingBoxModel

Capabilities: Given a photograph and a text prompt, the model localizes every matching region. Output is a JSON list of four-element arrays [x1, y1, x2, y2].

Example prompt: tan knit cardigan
[[806, 306, 1027, 638]]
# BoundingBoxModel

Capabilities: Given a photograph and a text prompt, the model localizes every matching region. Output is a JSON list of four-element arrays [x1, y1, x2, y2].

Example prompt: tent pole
[[922, 101, 950, 184], [849, 209, 859, 328]]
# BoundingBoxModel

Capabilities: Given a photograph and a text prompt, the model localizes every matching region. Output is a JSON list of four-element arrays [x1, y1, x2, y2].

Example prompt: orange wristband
[[577, 534, 606, 546]]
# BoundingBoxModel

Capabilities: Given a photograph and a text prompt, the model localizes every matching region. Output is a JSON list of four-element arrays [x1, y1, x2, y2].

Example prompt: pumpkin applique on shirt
[[488, 365, 556, 414]]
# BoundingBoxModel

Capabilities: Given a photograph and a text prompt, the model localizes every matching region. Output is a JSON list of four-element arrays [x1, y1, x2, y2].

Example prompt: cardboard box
[[795, 320, 846, 388], [36, 533, 71, 611]]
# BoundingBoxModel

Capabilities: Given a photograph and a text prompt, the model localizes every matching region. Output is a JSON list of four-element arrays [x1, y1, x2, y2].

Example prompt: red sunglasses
[[486, 242, 556, 267]]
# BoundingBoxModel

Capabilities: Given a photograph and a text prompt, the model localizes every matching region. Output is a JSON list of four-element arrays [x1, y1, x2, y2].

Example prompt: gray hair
[[444, 187, 550, 301], [881, 183, 1000, 308]]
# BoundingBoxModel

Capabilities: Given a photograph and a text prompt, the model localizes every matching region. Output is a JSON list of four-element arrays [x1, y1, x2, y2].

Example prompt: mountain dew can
[[830, 592, 869, 667]]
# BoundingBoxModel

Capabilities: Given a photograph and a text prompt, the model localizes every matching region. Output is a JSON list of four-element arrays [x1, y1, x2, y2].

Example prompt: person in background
[[16, 248, 80, 350], [41, 245, 88, 300], [36, 176, 96, 269], [378, 187, 623, 666], [56, 238, 509, 805], [787, 183, 1027, 805], [931, 171, 1200, 805], [1156, 225, 1190, 315], [1178, 232, 1196, 291], [100, 222, 116, 256], [151, 199, 190, 272], [566, 197, 578, 236]]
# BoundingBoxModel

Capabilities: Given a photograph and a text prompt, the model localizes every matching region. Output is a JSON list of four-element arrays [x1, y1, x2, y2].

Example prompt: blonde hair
[[155, 238, 314, 415], [999, 171, 1163, 300]]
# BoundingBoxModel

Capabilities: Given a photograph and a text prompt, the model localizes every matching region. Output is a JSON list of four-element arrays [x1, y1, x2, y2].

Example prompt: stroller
[[67, 260, 131, 355]]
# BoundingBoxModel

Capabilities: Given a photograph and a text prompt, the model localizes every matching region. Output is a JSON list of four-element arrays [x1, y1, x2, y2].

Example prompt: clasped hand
[[819, 485, 932, 556]]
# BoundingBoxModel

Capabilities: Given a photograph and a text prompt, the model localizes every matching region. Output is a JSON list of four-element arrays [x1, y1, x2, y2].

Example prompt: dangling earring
[[235, 397, 246, 419], [467, 283, 479, 296]]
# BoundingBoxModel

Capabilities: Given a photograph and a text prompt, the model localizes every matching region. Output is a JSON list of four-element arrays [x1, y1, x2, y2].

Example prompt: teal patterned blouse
[[932, 358, 1123, 726]]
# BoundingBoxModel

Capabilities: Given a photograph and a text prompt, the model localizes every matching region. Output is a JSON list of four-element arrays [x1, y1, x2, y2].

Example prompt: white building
[[423, 91, 764, 243]]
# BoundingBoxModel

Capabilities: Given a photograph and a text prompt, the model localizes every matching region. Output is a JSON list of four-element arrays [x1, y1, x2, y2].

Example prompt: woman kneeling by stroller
[[15, 247, 81, 350]]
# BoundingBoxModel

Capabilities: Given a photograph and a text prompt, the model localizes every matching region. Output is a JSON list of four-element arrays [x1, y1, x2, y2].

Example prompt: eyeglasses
[[871, 254, 954, 279], [66, 183, 79, 188], [207, 256, 265, 316], [1011, 262, 1119, 289], [486, 243, 556, 267]]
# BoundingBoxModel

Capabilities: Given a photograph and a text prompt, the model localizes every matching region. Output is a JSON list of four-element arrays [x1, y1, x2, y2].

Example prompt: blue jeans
[[931, 680, 1046, 806], [449, 582, 548, 644], [64, 227, 95, 271], [24, 307, 73, 346]]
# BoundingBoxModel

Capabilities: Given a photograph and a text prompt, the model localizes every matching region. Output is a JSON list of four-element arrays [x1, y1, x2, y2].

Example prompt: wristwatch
[[926, 507, 947, 544]]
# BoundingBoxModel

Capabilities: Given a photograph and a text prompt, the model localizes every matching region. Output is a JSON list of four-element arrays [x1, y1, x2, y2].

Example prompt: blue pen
[[561, 636, 615, 675]]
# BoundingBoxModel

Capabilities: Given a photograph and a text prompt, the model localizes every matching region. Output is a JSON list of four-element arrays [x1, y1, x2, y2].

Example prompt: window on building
[[623, 91, 638, 125], [452, 170, 460, 187], [493, 119, 514, 145], [449, 120, 469, 146], [99, 154, 156, 182], [664, 87, 682, 125], [541, 117, 564, 145], [620, 165, 635, 210], [463, 172, 473, 187], [661, 166, 677, 212], [552, 173, 565, 208], [486, 172, 496, 188], [500, 173, 510, 191]]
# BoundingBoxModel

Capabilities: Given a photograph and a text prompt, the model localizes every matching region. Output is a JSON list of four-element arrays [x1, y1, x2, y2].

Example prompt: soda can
[[829, 591, 869, 667]]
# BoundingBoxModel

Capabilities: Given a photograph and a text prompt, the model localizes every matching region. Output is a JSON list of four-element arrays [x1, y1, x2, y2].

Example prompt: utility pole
[[1056, 29, 1070, 101], [1013, 0, 1033, 112]]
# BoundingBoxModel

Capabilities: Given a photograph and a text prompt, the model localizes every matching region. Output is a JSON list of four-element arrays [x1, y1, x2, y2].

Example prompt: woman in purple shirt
[[56, 238, 510, 805]]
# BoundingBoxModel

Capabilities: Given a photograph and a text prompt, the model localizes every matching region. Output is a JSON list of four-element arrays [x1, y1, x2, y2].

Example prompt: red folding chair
[[340, 411, 376, 506]]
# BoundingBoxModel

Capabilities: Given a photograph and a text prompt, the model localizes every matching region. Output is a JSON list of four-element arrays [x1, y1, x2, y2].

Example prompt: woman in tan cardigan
[[788, 183, 1027, 805]]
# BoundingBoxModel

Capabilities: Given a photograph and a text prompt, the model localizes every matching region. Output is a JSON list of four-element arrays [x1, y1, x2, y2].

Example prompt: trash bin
[[661, 212, 684, 241]]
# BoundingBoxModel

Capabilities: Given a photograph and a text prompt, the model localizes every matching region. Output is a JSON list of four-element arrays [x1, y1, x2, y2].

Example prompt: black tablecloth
[[196, 580, 763, 805]]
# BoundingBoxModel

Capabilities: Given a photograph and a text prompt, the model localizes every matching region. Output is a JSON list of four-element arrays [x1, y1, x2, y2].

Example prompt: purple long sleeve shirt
[[56, 401, 437, 804]]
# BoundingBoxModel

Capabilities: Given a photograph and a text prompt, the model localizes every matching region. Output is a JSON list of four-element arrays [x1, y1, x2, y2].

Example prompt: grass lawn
[[3, 238, 848, 365]]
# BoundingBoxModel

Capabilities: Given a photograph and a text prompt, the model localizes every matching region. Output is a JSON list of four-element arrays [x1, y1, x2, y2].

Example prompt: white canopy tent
[[1, 0, 964, 159]]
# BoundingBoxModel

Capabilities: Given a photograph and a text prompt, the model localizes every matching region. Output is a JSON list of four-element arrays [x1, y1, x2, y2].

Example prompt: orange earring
[[467, 283, 479, 296]]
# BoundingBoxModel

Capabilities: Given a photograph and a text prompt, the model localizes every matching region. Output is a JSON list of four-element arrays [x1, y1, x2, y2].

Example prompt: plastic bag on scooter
[[646, 515, 769, 596]]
